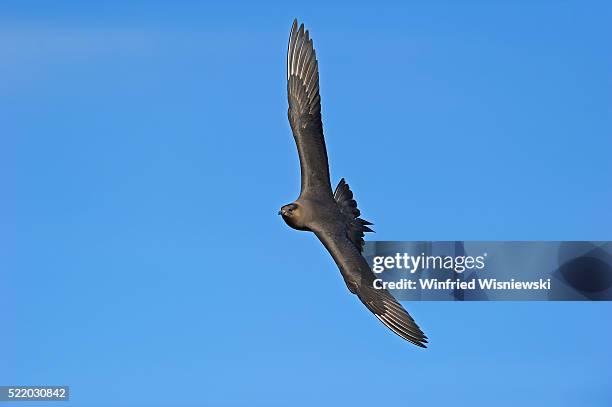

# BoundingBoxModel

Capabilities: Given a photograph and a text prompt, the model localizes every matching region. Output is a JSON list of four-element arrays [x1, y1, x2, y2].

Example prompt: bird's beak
[[278, 210, 282, 215]]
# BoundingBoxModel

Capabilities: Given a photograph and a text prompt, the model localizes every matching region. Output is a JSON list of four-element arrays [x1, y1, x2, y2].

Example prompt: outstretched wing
[[287, 19, 332, 198], [314, 227, 428, 347]]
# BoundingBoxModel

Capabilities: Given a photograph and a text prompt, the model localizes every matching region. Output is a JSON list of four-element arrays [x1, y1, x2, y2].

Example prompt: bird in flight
[[279, 19, 428, 347]]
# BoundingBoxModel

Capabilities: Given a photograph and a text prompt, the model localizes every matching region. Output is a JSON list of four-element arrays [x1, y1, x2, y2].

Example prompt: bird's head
[[278, 202, 307, 231]]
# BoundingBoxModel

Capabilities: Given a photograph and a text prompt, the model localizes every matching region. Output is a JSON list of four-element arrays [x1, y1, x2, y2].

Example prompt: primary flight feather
[[280, 19, 428, 347]]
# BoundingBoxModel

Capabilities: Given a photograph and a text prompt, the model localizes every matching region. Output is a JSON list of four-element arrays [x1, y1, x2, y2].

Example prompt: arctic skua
[[279, 19, 428, 347]]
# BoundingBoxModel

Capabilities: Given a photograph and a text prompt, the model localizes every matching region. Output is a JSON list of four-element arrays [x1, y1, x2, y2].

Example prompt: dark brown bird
[[279, 19, 428, 347]]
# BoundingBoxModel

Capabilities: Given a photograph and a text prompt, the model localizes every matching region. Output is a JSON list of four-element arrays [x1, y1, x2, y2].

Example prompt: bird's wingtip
[[291, 18, 302, 32]]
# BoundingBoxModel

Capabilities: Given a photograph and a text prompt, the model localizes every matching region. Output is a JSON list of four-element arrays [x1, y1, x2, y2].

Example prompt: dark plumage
[[280, 19, 428, 347]]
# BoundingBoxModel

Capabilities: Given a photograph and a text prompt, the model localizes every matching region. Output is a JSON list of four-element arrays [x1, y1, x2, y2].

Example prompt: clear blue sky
[[1, 1, 611, 406]]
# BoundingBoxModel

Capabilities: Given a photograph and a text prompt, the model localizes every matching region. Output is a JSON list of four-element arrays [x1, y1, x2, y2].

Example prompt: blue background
[[1, 1, 611, 406]]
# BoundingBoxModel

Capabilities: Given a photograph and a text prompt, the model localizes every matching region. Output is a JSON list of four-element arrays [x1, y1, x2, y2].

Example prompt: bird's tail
[[333, 178, 373, 252]]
